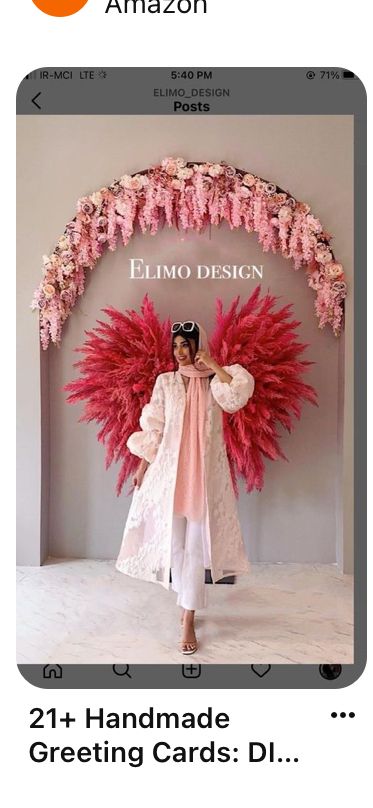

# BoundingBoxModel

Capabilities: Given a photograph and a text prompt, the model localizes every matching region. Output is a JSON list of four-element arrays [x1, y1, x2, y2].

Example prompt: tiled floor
[[16, 558, 353, 664]]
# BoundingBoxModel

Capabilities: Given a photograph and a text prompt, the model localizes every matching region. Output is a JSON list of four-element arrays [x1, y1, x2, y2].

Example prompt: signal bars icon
[[25, 71, 39, 80]]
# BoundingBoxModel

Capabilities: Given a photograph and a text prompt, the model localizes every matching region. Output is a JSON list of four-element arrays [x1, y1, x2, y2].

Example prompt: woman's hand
[[133, 459, 149, 489], [194, 349, 218, 370], [196, 351, 233, 384]]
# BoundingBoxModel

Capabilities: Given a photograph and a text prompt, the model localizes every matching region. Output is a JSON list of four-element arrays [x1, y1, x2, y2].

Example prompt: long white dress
[[116, 364, 255, 589]]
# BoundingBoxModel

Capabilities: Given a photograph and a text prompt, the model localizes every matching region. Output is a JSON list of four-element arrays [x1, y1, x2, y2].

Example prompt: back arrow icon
[[32, 92, 42, 110]]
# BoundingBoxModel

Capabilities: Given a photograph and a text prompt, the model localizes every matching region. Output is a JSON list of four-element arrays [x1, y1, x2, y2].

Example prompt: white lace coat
[[116, 365, 255, 588]]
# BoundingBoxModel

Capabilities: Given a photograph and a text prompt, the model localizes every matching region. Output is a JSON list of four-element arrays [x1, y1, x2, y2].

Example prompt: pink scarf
[[173, 324, 215, 522]]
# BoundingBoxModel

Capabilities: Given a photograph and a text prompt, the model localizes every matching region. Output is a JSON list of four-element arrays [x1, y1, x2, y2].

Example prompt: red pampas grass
[[65, 290, 317, 496], [209, 288, 318, 493], [64, 295, 173, 495]]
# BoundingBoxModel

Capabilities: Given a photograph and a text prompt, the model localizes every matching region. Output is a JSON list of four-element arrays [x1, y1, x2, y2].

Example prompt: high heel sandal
[[179, 617, 198, 654]]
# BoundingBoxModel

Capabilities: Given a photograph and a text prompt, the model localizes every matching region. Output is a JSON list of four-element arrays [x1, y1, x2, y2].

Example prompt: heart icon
[[251, 664, 271, 678]]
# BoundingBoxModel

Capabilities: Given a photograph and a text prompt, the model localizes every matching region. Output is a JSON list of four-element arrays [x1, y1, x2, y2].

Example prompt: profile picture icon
[[32, 0, 89, 16]]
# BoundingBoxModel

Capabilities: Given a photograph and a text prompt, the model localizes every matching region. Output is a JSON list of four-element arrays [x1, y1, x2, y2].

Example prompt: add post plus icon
[[32, 0, 89, 16]]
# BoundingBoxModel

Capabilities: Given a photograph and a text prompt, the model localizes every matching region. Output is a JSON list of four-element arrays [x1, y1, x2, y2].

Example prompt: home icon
[[43, 665, 63, 679]]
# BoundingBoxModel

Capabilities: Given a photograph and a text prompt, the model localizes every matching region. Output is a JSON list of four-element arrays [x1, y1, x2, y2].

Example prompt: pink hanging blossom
[[31, 157, 347, 347]]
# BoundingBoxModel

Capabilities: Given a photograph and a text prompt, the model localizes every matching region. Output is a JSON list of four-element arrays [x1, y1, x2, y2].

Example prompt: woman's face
[[173, 335, 196, 366]]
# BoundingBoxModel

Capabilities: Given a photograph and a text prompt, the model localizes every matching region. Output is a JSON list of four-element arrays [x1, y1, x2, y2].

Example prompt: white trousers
[[171, 514, 208, 610]]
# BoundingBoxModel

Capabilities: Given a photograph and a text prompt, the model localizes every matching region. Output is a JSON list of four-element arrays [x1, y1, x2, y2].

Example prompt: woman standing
[[116, 321, 255, 654]]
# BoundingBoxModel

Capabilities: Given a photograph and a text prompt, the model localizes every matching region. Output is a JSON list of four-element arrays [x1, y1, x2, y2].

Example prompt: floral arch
[[31, 156, 347, 348]]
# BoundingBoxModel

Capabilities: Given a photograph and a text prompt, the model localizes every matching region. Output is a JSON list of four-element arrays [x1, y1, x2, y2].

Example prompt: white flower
[[90, 191, 103, 207], [242, 173, 256, 187], [119, 174, 133, 189], [208, 163, 224, 177], [63, 262, 75, 276], [193, 164, 209, 174], [58, 235, 69, 250], [177, 167, 194, 180]]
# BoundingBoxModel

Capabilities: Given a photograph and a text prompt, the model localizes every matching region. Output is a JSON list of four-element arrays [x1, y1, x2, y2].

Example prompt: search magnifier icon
[[112, 664, 132, 678]]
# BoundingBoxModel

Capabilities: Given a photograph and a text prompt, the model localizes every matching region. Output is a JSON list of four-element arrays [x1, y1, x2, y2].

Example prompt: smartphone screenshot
[[16, 67, 366, 691]]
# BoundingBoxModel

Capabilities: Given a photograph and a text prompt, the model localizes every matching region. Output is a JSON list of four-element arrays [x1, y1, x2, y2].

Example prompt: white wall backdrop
[[17, 114, 353, 566]]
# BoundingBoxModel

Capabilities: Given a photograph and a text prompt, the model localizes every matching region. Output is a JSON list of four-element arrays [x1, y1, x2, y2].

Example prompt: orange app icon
[[32, 0, 89, 16]]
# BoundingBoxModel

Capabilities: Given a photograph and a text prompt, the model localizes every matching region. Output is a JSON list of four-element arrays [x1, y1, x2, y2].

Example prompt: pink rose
[[98, 216, 108, 228], [171, 179, 182, 190], [77, 197, 94, 215], [315, 245, 333, 264], [239, 186, 252, 198], [43, 283, 56, 298], [161, 158, 179, 176], [324, 262, 344, 280], [298, 202, 311, 214], [128, 175, 144, 191]]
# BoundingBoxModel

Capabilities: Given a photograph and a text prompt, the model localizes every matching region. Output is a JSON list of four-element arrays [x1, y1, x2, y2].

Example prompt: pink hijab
[[173, 323, 215, 522]]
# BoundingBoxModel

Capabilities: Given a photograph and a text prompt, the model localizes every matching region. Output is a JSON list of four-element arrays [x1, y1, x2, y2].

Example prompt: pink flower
[[242, 173, 256, 187], [324, 261, 344, 280], [60, 250, 74, 262], [43, 283, 56, 298], [306, 214, 322, 233], [315, 245, 333, 264], [239, 186, 252, 198], [63, 262, 75, 276], [119, 174, 143, 191], [171, 179, 182, 190], [297, 202, 311, 214], [278, 206, 293, 224], [161, 158, 179, 176], [98, 216, 108, 228], [77, 197, 94, 215]]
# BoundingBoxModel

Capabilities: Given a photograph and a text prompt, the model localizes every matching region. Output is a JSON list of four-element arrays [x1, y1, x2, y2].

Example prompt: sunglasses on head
[[171, 321, 197, 333]]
